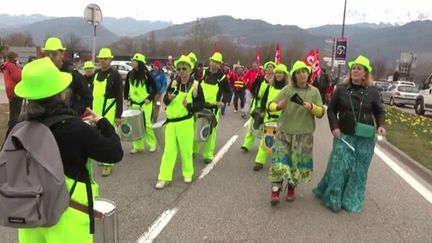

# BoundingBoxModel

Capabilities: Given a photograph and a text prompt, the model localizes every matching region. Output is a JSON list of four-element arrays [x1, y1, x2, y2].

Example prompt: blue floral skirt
[[269, 132, 314, 186], [313, 134, 375, 213]]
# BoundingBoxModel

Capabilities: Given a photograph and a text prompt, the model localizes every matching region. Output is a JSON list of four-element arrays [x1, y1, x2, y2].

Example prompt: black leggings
[[233, 90, 245, 111]]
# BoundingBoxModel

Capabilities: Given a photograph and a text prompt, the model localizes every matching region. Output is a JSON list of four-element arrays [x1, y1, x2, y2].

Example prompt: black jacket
[[124, 69, 157, 104], [328, 83, 385, 135], [51, 117, 123, 182]]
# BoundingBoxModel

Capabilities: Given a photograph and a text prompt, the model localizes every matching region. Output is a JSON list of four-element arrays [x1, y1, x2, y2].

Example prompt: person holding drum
[[193, 52, 231, 164], [15, 57, 123, 243], [92, 48, 124, 177], [240, 61, 276, 152], [252, 64, 290, 171], [124, 53, 158, 154], [155, 55, 205, 189], [267, 60, 324, 205]]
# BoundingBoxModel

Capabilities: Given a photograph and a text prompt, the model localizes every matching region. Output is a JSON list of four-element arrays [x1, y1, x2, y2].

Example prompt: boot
[[101, 165, 112, 177], [271, 186, 281, 206]]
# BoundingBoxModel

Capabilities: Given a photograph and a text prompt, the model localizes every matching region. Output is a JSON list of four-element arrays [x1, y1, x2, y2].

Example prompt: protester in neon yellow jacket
[[124, 53, 158, 153], [155, 55, 205, 189]]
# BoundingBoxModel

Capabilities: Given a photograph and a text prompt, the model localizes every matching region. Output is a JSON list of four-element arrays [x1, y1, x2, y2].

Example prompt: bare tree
[[63, 33, 84, 50], [372, 58, 387, 80], [283, 37, 305, 67], [111, 37, 134, 56], [186, 18, 218, 59], [4, 32, 35, 47]]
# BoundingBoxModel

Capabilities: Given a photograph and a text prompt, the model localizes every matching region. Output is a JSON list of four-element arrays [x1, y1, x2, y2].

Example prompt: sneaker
[[203, 158, 212, 164], [240, 146, 248, 152], [101, 166, 112, 177], [130, 148, 143, 154], [155, 180, 166, 189], [286, 184, 295, 201], [149, 147, 157, 153], [271, 186, 281, 206], [234, 110, 238, 113], [184, 177, 192, 184], [253, 163, 263, 171]]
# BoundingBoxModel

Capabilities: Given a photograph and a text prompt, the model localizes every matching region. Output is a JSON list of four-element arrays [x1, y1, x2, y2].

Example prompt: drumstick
[[340, 137, 355, 152]]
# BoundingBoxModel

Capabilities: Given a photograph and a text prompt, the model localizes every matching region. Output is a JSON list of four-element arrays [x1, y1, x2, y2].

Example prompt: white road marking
[[243, 119, 250, 127], [375, 147, 432, 204], [135, 208, 179, 243], [199, 135, 239, 179]]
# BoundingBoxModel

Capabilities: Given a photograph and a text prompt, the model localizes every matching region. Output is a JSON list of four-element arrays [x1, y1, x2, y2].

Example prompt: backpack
[[0, 115, 74, 228]]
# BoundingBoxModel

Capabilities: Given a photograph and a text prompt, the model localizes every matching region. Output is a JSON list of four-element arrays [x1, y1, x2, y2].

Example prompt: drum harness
[[163, 80, 198, 126]]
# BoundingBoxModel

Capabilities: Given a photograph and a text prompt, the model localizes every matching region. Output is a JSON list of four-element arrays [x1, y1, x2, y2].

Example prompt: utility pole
[[337, 0, 348, 81]]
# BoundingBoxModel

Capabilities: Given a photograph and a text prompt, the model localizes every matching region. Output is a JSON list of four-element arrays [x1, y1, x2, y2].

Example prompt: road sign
[[84, 3, 102, 26], [335, 38, 347, 60]]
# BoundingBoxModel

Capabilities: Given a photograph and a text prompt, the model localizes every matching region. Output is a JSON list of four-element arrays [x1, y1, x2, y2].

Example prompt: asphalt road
[[1, 100, 432, 243]]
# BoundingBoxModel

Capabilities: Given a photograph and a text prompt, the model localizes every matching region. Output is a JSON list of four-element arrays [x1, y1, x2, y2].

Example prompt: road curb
[[377, 139, 432, 184]]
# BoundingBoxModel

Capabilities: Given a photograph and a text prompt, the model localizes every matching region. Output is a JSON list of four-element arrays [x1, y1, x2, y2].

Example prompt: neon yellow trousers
[[193, 111, 220, 160], [242, 119, 257, 149], [158, 118, 195, 181], [132, 103, 157, 150]]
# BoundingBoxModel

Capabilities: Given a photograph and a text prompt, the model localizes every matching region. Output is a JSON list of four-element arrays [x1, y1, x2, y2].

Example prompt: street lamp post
[[84, 4, 102, 62], [337, 0, 348, 81]]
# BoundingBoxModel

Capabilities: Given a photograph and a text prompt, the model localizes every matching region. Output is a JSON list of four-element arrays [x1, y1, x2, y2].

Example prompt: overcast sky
[[3, 0, 432, 28]]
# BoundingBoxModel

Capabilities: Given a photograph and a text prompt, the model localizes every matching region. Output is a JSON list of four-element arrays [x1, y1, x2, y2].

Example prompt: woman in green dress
[[313, 55, 386, 213]]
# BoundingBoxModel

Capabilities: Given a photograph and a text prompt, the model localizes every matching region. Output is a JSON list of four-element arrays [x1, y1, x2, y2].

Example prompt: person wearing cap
[[83, 61, 96, 91], [252, 64, 290, 171], [0, 51, 23, 139], [313, 55, 386, 213], [42, 37, 92, 117], [150, 60, 168, 123], [267, 60, 324, 205], [15, 57, 123, 243], [93, 47, 123, 176], [155, 55, 204, 189], [124, 53, 158, 153], [193, 52, 231, 164], [240, 61, 276, 152]]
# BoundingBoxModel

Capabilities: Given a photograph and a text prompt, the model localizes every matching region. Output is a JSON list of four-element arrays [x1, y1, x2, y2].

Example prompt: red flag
[[214, 45, 220, 53], [303, 49, 315, 66], [275, 42, 281, 64], [256, 48, 261, 65], [312, 48, 321, 81]]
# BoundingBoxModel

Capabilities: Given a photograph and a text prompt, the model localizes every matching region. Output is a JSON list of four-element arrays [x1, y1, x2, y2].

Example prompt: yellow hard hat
[[15, 57, 72, 100], [97, 48, 114, 59], [131, 53, 146, 64], [42, 37, 66, 51]]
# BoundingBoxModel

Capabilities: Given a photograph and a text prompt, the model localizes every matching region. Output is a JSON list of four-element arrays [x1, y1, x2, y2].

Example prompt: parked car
[[414, 72, 432, 115], [393, 80, 416, 87], [382, 84, 419, 106], [110, 61, 132, 81]]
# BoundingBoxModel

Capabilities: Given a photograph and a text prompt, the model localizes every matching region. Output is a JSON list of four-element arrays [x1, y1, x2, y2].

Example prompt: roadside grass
[[385, 106, 432, 170]]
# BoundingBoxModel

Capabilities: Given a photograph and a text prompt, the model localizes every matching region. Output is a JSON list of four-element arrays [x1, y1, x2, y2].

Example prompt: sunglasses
[[176, 67, 188, 72]]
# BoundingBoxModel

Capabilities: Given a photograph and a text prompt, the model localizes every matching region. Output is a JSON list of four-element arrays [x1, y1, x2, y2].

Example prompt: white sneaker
[[149, 147, 157, 153], [130, 148, 143, 154], [234, 110, 238, 113], [184, 177, 192, 184], [155, 180, 166, 189]]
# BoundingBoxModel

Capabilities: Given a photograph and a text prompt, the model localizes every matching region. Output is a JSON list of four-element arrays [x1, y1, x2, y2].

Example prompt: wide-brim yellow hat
[[264, 61, 276, 70], [42, 37, 66, 51], [290, 61, 311, 77], [131, 53, 146, 64], [348, 55, 373, 72], [83, 61, 95, 69], [187, 52, 197, 64], [274, 64, 289, 75], [97, 48, 114, 59], [209, 52, 223, 63], [174, 55, 193, 69], [15, 57, 72, 100]]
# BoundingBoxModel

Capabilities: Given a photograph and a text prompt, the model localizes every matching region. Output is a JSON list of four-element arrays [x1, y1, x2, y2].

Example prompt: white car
[[110, 61, 133, 81], [414, 72, 432, 115], [382, 84, 419, 106], [393, 80, 416, 87]]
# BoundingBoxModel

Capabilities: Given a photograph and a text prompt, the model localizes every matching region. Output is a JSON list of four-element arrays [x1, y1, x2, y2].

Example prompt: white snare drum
[[152, 120, 165, 148], [94, 198, 119, 243], [262, 122, 277, 154], [194, 109, 213, 142], [119, 109, 145, 142]]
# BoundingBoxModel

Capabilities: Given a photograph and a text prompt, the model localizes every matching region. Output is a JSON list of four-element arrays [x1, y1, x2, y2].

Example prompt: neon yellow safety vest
[[165, 82, 197, 119], [264, 85, 282, 122], [92, 73, 116, 125], [129, 79, 149, 107]]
